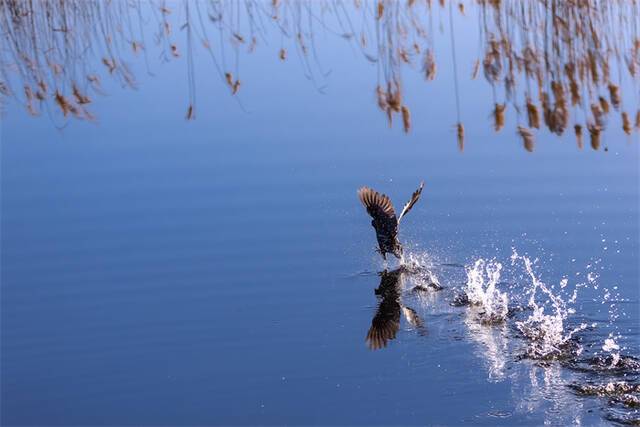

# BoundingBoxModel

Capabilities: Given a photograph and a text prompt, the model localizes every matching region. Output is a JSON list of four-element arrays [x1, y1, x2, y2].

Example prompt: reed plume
[[401, 105, 411, 133], [1, 0, 638, 141], [102, 58, 116, 74], [551, 81, 565, 104], [608, 83, 621, 110], [526, 98, 540, 129], [598, 96, 610, 113], [483, 52, 501, 82], [517, 125, 535, 152], [574, 124, 583, 149], [569, 80, 580, 105], [457, 122, 464, 152], [54, 90, 71, 116], [590, 103, 606, 129], [72, 84, 90, 104], [423, 50, 436, 80], [588, 123, 602, 150], [550, 105, 569, 135], [622, 112, 632, 135], [386, 82, 402, 112], [493, 103, 505, 131]]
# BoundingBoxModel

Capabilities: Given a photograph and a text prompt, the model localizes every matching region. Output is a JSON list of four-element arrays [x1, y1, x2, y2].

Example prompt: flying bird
[[358, 181, 424, 260]]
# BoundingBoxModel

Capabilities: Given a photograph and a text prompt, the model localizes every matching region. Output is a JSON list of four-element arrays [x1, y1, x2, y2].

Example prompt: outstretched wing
[[398, 181, 424, 224], [358, 186, 398, 235]]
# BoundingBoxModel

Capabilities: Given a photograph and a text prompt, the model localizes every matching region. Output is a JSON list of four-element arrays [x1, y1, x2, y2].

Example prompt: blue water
[[2, 2, 639, 425]]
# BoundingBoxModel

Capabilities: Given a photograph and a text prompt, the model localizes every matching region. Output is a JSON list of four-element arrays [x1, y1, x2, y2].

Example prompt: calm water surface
[[1, 2, 639, 425]]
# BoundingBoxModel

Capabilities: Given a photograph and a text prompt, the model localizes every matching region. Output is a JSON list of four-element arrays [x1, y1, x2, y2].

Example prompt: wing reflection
[[366, 269, 402, 350], [365, 268, 427, 351]]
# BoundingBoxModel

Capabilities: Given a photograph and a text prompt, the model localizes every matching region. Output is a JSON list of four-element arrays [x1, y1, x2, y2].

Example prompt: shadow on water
[[1, 0, 639, 150]]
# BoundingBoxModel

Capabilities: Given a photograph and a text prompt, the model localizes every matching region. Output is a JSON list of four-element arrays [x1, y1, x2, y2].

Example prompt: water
[[1, 1, 639, 425]]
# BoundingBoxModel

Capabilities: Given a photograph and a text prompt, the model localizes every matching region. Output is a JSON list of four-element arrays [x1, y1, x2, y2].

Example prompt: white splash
[[465, 259, 509, 323], [602, 333, 621, 367], [401, 250, 442, 290], [512, 250, 587, 358], [401, 250, 434, 270]]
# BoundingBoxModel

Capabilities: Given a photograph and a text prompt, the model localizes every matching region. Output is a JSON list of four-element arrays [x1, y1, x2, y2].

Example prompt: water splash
[[401, 250, 435, 271], [464, 259, 509, 323], [602, 333, 623, 368], [393, 247, 638, 424], [401, 250, 442, 291], [511, 250, 587, 359]]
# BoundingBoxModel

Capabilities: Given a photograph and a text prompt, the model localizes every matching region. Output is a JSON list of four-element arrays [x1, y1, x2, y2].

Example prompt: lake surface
[[1, 1, 639, 425]]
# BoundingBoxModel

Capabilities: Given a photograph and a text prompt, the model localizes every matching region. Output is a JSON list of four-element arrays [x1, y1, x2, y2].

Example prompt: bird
[[357, 181, 424, 260], [366, 268, 425, 350]]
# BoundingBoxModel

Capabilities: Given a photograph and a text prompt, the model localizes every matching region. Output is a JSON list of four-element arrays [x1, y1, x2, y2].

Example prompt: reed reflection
[[1, 1, 638, 150]]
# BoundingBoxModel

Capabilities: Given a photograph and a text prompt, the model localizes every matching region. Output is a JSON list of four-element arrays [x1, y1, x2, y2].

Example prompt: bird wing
[[358, 186, 398, 229], [398, 181, 424, 224]]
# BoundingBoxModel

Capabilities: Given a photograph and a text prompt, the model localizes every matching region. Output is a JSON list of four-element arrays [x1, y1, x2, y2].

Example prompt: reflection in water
[[462, 300, 638, 425], [463, 308, 510, 382], [365, 268, 426, 350], [462, 313, 590, 425], [366, 269, 402, 350], [2, 1, 638, 149], [515, 362, 586, 425], [474, 1, 640, 151]]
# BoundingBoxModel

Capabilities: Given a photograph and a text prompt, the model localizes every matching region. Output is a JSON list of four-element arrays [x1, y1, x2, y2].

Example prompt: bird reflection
[[366, 268, 426, 351]]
